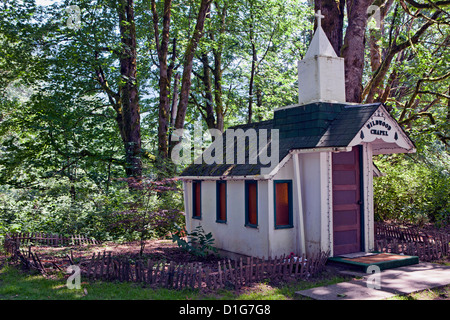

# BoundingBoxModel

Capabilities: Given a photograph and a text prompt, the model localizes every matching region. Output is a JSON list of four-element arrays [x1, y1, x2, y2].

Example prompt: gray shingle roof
[[317, 103, 382, 147], [180, 102, 382, 178]]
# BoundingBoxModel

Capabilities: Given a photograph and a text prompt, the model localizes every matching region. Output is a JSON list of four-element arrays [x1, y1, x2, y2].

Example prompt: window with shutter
[[245, 181, 258, 227], [193, 181, 201, 219], [274, 180, 293, 228], [216, 181, 227, 223]]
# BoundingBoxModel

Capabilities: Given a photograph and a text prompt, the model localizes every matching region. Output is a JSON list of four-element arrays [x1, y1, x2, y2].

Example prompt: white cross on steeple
[[315, 10, 325, 28]]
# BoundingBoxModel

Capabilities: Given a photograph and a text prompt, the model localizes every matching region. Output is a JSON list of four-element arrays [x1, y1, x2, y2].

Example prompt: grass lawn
[[0, 262, 349, 300], [2, 261, 450, 301], [0, 264, 205, 300], [389, 285, 450, 300]]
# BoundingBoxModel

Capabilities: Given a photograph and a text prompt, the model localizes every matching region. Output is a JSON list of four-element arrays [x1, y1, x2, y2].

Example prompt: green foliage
[[0, 0, 312, 242], [0, 175, 185, 243], [374, 146, 450, 227], [172, 225, 218, 258]]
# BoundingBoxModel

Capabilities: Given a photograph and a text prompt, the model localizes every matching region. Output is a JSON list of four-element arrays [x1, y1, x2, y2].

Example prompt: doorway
[[332, 146, 362, 256]]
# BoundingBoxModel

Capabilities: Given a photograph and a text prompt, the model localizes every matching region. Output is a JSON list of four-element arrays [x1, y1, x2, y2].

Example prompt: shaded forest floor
[[8, 220, 448, 273]]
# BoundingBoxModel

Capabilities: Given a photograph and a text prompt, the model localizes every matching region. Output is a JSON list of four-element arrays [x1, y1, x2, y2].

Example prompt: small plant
[[172, 225, 218, 258]]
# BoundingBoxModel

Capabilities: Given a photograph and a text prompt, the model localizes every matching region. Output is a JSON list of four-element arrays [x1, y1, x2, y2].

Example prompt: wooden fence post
[[218, 261, 223, 288], [239, 258, 244, 287]]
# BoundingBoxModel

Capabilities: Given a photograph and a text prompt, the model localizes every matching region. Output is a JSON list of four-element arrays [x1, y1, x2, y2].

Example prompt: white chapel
[[178, 11, 416, 258]]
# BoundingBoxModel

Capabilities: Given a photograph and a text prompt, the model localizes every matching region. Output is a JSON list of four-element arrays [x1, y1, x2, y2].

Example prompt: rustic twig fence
[[3, 232, 330, 291], [4, 223, 448, 291], [6, 246, 66, 276], [3, 236, 19, 255], [5, 245, 329, 290], [82, 251, 330, 290], [375, 223, 427, 242], [375, 238, 449, 262], [4, 232, 100, 248], [374, 222, 449, 262]]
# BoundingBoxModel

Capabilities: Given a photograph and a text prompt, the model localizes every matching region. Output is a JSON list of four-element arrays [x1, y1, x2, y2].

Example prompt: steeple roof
[[304, 11, 338, 58]]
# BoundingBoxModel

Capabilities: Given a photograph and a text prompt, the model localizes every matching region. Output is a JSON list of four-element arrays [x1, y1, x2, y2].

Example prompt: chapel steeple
[[298, 11, 346, 105]]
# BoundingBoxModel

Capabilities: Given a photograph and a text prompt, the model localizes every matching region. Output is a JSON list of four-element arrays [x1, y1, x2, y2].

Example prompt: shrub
[[108, 177, 184, 255], [172, 225, 218, 258], [374, 152, 450, 227]]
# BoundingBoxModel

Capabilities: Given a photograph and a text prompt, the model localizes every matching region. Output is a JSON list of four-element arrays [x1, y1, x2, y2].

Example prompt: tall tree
[[149, 0, 213, 169], [341, 0, 374, 102], [151, 0, 173, 161], [116, 0, 142, 179], [191, 0, 230, 132], [314, 0, 446, 104], [173, 0, 213, 131]]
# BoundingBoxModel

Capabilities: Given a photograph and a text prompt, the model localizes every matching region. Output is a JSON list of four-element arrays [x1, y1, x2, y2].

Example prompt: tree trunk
[[170, 72, 180, 128], [248, 39, 256, 124], [341, 0, 373, 103], [366, 0, 395, 100], [211, 1, 227, 132], [314, 0, 346, 56], [174, 0, 213, 130], [247, 1, 257, 124], [212, 56, 224, 132], [368, 29, 381, 73], [200, 52, 216, 129], [117, 0, 142, 179], [152, 0, 173, 161]]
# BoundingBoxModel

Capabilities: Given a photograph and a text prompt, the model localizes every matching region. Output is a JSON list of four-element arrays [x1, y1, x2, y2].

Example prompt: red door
[[332, 147, 362, 256]]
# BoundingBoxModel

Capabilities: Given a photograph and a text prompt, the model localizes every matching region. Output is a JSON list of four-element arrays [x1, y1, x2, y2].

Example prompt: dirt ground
[[1, 238, 224, 273], [85, 239, 223, 266]]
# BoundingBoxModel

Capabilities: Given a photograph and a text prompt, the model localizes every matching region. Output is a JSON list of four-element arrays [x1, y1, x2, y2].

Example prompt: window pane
[[247, 183, 257, 225], [276, 182, 290, 226], [218, 182, 226, 221], [194, 182, 201, 217]]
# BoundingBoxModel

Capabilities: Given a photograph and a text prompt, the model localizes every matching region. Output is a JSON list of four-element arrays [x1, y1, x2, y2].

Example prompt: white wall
[[268, 158, 297, 257], [183, 151, 333, 259], [298, 152, 325, 256], [184, 180, 270, 258], [361, 143, 375, 252], [268, 151, 333, 257]]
